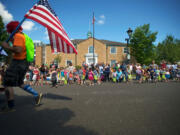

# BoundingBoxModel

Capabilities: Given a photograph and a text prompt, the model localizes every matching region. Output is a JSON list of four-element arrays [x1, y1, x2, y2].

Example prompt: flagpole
[[93, 12, 95, 65]]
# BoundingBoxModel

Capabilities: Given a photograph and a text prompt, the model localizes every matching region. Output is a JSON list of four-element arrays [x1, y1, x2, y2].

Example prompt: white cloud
[[97, 20, 105, 25], [22, 21, 35, 31], [97, 14, 106, 25], [0, 2, 13, 23]]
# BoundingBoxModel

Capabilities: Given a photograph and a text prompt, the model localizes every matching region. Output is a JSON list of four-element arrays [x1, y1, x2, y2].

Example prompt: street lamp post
[[125, 27, 133, 64]]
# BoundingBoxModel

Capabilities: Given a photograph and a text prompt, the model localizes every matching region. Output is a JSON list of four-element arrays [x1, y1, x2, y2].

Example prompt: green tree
[[0, 16, 8, 41], [156, 35, 180, 63], [130, 24, 158, 65], [0, 15, 12, 63]]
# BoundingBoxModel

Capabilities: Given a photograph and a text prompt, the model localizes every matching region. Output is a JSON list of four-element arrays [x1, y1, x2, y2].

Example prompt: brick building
[[35, 37, 128, 67]]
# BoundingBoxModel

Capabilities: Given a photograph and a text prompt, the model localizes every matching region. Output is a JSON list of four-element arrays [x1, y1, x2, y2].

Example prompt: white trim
[[85, 53, 98, 57], [110, 47, 117, 54], [65, 60, 72, 66], [85, 53, 98, 65]]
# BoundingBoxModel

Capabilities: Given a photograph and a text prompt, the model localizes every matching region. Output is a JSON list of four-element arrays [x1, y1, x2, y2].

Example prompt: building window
[[124, 47, 129, 54], [88, 46, 94, 53], [66, 60, 72, 66], [110, 60, 116, 67], [110, 47, 116, 54]]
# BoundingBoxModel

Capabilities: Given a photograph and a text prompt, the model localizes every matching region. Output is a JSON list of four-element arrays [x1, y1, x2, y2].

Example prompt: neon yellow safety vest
[[23, 33, 34, 62]]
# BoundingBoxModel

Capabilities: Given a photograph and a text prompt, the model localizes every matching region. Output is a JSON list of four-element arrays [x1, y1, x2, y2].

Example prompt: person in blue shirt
[[120, 62, 128, 82], [116, 69, 123, 83], [104, 64, 110, 82]]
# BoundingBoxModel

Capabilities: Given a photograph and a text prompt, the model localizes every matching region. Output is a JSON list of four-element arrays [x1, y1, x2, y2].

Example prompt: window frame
[[110, 47, 117, 54], [66, 60, 72, 66], [88, 45, 94, 54], [124, 47, 129, 54], [110, 60, 116, 67]]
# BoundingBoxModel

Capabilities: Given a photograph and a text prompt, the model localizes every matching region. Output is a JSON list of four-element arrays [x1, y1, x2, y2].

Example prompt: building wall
[[35, 38, 127, 67], [107, 46, 126, 64], [76, 38, 106, 65], [35, 46, 42, 67], [44, 46, 76, 67]]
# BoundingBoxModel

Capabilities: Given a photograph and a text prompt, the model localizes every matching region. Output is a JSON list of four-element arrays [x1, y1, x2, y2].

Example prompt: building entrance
[[85, 53, 98, 65]]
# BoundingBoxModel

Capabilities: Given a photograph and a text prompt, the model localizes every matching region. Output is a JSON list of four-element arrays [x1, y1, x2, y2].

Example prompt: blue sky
[[0, 0, 180, 45]]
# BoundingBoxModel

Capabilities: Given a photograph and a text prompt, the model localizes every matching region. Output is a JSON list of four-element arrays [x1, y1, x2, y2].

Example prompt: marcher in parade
[[0, 21, 42, 113]]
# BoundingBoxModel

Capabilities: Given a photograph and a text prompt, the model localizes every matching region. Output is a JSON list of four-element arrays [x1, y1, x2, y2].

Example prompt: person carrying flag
[[0, 21, 43, 113]]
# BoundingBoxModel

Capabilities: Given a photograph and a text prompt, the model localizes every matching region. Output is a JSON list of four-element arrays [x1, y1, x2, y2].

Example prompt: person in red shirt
[[33, 66, 40, 86], [161, 60, 166, 69]]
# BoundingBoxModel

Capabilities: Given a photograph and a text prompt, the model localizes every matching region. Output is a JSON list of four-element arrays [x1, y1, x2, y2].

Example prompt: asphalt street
[[0, 82, 180, 135]]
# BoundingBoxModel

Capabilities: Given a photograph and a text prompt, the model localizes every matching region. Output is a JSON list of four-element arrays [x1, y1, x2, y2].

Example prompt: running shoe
[[35, 93, 43, 106]]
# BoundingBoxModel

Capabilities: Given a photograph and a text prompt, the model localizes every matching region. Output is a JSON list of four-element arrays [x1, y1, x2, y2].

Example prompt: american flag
[[92, 13, 95, 24], [25, 0, 77, 54]]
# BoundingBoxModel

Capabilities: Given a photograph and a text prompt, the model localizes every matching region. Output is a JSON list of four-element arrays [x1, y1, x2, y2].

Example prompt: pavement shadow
[[44, 92, 72, 101], [0, 95, 98, 135]]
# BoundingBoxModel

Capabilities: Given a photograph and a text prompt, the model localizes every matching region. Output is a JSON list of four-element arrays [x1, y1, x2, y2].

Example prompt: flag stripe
[[25, 15, 77, 53], [35, 5, 62, 28], [26, 14, 76, 52], [26, 14, 66, 40], [28, 6, 63, 30], [51, 32, 57, 53], [55, 33, 60, 52], [48, 30, 54, 53], [64, 41, 67, 53], [67, 44, 70, 53], [69, 46, 73, 53], [58, 37, 63, 52], [25, 0, 77, 54], [61, 39, 65, 53]]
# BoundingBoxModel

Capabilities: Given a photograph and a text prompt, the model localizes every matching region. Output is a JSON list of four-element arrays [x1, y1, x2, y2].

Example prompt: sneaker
[[35, 93, 43, 106], [0, 106, 16, 114]]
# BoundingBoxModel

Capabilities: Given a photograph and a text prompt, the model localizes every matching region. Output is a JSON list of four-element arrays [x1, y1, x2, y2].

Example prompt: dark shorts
[[3, 59, 29, 87]]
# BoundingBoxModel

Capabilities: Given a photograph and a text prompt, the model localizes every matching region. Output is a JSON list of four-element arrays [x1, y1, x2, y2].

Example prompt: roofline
[[72, 38, 127, 47]]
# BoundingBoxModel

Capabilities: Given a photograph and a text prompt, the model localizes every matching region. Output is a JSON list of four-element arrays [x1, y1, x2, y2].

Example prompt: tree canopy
[[129, 24, 158, 65], [0, 16, 8, 42], [0, 15, 11, 63], [156, 35, 180, 63]]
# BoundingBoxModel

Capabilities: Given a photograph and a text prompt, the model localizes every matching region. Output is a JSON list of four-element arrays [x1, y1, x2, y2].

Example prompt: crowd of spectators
[[0, 60, 180, 88]]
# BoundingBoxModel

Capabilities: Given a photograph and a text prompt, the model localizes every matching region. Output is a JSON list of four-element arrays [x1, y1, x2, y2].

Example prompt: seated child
[[112, 69, 117, 83], [68, 71, 73, 84], [58, 68, 65, 85], [155, 67, 161, 82], [165, 69, 170, 82], [88, 68, 94, 86], [78, 67, 83, 85], [33, 66, 40, 86], [161, 68, 166, 82], [93, 69, 98, 84], [51, 68, 58, 87], [116, 69, 123, 83]]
